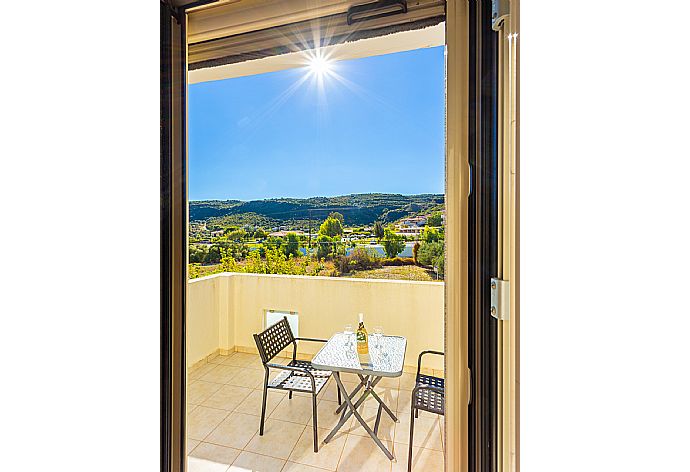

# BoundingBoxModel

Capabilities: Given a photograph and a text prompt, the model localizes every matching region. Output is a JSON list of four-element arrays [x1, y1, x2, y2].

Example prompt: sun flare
[[308, 55, 332, 77]]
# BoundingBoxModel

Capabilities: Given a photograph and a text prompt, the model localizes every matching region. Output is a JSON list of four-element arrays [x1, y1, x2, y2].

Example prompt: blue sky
[[189, 46, 445, 201]]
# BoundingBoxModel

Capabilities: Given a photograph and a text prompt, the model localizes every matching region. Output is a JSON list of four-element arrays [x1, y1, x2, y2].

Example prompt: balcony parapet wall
[[188, 272, 444, 371]]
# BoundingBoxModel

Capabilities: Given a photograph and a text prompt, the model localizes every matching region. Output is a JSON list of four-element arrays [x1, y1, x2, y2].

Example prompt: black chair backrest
[[253, 316, 295, 364]]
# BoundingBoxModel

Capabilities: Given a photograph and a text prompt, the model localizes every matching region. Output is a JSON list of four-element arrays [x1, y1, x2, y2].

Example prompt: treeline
[[189, 193, 444, 226]]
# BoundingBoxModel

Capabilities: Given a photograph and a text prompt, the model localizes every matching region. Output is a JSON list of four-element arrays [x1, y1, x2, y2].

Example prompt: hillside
[[190, 193, 444, 227]]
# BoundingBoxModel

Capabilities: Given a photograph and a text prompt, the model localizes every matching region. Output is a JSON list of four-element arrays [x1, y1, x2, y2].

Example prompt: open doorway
[[185, 19, 447, 472], [161, 1, 519, 471]]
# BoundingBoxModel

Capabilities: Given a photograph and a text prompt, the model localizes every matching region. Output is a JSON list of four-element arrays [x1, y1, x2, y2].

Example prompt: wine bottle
[[356, 313, 369, 355]]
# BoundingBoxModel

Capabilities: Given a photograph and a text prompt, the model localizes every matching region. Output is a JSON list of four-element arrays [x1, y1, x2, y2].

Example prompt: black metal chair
[[408, 350, 444, 472], [253, 317, 341, 452]]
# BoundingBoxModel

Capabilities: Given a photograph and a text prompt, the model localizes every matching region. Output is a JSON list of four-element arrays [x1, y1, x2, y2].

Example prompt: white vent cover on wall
[[265, 310, 298, 338]]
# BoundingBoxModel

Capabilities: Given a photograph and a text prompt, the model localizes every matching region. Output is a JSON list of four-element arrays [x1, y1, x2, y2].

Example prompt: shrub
[[421, 226, 441, 243], [417, 241, 444, 267], [189, 245, 208, 263], [205, 244, 223, 263], [427, 211, 443, 227], [262, 236, 283, 253], [382, 257, 415, 266], [316, 234, 335, 259], [373, 221, 384, 241], [188, 264, 202, 279], [412, 242, 421, 264], [336, 247, 381, 273], [227, 241, 249, 260], [282, 232, 301, 258], [433, 254, 445, 277], [382, 228, 405, 258], [227, 228, 247, 241]]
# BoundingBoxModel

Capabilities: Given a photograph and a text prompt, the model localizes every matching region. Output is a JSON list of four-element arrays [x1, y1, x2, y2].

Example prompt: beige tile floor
[[187, 352, 444, 472]]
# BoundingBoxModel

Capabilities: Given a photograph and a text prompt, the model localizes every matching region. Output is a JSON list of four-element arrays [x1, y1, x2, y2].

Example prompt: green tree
[[319, 217, 343, 237], [189, 245, 209, 263], [373, 221, 384, 241], [412, 241, 421, 264], [417, 241, 444, 266], [205, 244, 223, 264], [432, 254, 445, 278], [227, 241, 249, 260], [227, 228, 247, 241], [382, 228, 405, 258], [316, 234, 334, 259], [254, 228, 267, 240], [265, 236, 283, 250], [427, 211, 443, 227], [328, 211, 344, 225], [220, 248, 240, 272], [282, 232, 301, 257], [422, 226, 441, 243]]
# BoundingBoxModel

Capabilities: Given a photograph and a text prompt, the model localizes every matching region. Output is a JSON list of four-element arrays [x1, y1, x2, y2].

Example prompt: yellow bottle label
[[356, 322, 368, 355]]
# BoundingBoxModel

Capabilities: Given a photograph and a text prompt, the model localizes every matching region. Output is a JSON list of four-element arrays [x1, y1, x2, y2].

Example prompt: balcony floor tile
[[288, 426, 348, 471], [204, 411, 260, 450], [229, 450, 285, 472], [201, 385, 253, 411], [188, 406, 230, 441], [243, 418, 306, 460]]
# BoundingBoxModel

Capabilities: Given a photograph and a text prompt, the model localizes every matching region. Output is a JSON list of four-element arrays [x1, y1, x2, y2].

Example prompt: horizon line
[[190, 192, 446, 203]]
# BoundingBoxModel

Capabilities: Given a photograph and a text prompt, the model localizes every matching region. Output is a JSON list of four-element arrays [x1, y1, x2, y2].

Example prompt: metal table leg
[[335, 374, 368, 415], [325, 372, 395, 460], [368, 388, 398, 422], [325, 374, 377, 443]]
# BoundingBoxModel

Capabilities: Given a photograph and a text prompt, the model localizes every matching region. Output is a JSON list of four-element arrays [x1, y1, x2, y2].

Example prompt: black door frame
[[161, 1, 500, 470], [467, 1, 499, 471]]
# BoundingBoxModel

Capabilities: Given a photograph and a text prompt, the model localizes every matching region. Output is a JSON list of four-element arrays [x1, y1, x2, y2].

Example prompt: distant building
[[268, 230, 305, 238], [395, 227, 422, 236], [399, 216, 427, 228], [210, 230, 224, 238]]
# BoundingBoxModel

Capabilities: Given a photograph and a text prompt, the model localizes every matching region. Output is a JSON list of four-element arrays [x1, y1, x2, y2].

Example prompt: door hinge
[[491, 0, 510, 31], [490, 277, 510, 320]]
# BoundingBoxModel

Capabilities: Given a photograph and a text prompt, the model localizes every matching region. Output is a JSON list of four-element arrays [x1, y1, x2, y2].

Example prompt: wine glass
[[344, 324, 354, 348], [373, 326, 384, 349]]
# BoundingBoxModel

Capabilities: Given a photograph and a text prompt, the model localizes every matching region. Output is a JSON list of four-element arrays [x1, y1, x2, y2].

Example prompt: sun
[[308, 54, 332, 78]]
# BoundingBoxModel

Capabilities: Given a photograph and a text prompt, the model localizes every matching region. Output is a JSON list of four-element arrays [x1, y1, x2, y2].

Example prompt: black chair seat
[[413, 374, 445, 415], [268, 360, 332, 393]]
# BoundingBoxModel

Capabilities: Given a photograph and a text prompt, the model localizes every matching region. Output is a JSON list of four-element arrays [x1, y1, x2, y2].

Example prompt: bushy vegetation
[[319, 216, 343, 237], [336, 247, 382, 273], [417, 241, 445, 277], [382, 228, 405, 258], [282, 232, 301, 257], [221, 248, 308, 275], [381, 257, 416, 266], [373, 221, 384, 240], [421, 226, 441, 243], [427, 211, 443, 227]]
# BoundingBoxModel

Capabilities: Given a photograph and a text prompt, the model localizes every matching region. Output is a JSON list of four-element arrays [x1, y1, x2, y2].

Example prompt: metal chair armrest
[[417, 350, 445, 376], [288, 337, 328, 363], [294, 337, 328, 343]]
